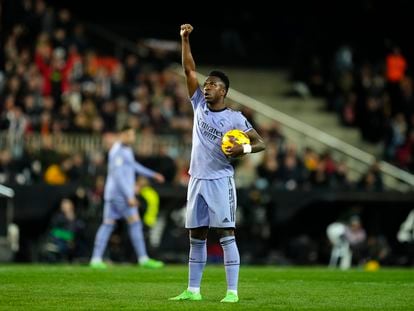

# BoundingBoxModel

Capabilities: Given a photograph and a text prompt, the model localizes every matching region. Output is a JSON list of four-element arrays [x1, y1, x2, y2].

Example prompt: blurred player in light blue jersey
[[170, 24, 266, 303], [90, 126, 165, 269]]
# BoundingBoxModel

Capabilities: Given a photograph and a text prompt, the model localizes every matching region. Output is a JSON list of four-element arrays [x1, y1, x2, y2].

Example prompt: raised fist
[[180, 24, 193, 38]]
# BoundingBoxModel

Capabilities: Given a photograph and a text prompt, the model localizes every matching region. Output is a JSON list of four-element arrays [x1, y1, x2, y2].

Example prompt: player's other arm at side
[[134, 162, 165, 184], [180, 24, 198, 97], [225, 129, 266, 158], [246, 129, 266, 153]]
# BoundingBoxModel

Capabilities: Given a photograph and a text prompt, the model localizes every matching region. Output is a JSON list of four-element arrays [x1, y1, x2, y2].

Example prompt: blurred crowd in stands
[[1, 1, 384, 194], [296, 43, 414, 173]]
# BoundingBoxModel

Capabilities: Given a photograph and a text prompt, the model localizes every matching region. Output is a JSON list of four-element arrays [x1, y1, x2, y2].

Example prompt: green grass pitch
[[1, 265, 414, 310]]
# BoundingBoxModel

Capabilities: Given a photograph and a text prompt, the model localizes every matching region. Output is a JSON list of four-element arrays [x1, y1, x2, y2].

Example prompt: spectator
[[345, 215, 368, 265], [397, 209, 414, 266], [43, 198, 85, 262]]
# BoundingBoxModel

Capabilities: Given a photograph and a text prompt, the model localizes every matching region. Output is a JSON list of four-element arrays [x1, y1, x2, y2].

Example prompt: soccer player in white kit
[[90, 126, 165, 269], [170, 24, 266, 303]]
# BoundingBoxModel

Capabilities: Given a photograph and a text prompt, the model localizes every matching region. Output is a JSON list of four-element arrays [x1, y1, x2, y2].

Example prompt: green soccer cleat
[[90, 261, 108, 269], [139, 258, 164, 269], [169, 290, 202, 301], [220, 292, 239, 303]]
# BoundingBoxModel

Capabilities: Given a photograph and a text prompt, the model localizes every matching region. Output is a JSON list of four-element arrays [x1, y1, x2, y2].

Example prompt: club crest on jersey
[[115, 156, 123, 166]]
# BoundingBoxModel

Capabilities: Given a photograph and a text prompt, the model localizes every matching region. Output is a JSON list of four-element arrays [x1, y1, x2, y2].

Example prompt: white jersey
[[189, 88, 252, 179]]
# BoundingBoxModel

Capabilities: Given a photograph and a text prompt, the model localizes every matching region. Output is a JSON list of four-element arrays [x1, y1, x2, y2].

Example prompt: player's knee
[[190, 227, 208, 240], [103, 219, 116, 225], [216, 228, 235, 238], [126, 214, 140, 224]]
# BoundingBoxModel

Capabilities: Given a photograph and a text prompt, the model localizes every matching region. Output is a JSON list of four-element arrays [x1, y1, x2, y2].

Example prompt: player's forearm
[[251, 139, 266, 153], [134, 162, 157, 179], [181, 37, 196, 74]]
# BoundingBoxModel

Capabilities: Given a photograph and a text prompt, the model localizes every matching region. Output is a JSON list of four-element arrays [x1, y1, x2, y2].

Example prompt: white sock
[[220, 236, 240, 293], [139, 255, 149, 264], [187, 287, 200, 294], [227, 289, 238, 296], [188, 238, 207, 290], [90, 257, 103, 263]]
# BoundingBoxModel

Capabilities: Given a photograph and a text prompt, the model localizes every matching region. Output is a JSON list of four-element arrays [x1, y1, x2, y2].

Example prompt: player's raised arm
[[180, 24, 198, 97]]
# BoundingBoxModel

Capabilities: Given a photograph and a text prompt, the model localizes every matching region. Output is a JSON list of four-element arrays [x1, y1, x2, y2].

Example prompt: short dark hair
[[119, 125, 134, 133], [208, 70, 230, 94]]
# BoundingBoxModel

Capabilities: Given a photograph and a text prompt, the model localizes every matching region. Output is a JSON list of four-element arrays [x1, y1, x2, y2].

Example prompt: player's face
[[203, 76, 226, 103], [122, 129, 136, 145]]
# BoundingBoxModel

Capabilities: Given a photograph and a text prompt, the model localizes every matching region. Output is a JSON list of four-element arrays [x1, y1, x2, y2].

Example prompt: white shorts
[[185, 176, 237, 229], [103, 200, 138, 220]]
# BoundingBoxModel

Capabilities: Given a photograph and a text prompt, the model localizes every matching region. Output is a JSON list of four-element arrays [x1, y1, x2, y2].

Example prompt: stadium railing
[[0, 131, 191, 158]]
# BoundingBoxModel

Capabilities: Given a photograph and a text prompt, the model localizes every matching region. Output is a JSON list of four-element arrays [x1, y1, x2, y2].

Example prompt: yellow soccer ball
[[221, 129, 250, 156], [364, 260, 380, 272]]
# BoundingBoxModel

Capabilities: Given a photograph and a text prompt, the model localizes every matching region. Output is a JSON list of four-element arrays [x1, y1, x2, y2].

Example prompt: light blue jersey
[[189, 87, 252, 179], [104, 142, 156, 202]]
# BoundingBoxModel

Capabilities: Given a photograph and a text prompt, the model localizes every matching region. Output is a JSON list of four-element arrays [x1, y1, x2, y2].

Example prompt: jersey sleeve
[[134, 161, 156, 178], [190, 87, 205, 110], [234, 112, 253, 133]]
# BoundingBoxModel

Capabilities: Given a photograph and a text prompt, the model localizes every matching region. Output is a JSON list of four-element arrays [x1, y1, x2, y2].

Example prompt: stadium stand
[[1, 1, 413, 266]]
